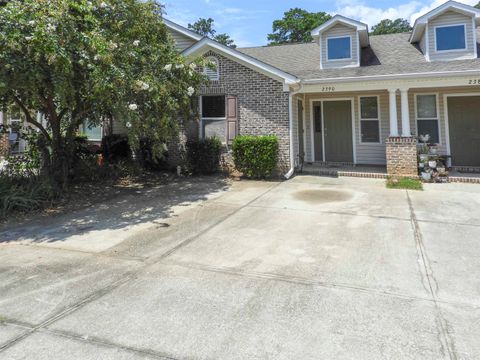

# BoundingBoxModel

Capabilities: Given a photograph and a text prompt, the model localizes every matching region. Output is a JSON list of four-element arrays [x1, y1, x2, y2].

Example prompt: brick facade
[[196, 51, 291, 172], [0, 133, 9, 158], [386, 137, 418, 178]]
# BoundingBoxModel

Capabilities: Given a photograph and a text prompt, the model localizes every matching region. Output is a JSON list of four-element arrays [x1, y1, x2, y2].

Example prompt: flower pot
[[418, 162, 425, 169], [419, 154, 429, 161], [429, 148, 438, 155], [437, 166, 446, 175], [421, 172, 432, 181], [428, 160, 437, 168]]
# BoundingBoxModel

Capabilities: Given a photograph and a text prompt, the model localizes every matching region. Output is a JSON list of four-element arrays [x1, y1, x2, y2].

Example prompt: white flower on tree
[[187, 87, 195, 97], [189, 63, 197, 70], [128, 104, 138, 111], [125, 122, 132, 128], [133, 40, 140, 46], [163, 64, 172, 71], [175, 64, 184, 69], [135, 80, 149, 91]]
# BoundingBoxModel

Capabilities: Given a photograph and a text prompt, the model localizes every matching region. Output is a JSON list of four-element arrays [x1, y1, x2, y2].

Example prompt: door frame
[[309, 97, 356, 163], [297, 98, 306, 158], [444, 92, 480, 166]]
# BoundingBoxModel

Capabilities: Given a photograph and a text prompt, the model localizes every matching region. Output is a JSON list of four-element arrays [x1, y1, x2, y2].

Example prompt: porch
[[293, 84, 480, 178]]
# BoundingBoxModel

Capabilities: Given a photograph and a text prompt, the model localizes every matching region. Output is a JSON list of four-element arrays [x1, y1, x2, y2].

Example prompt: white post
[[400, 88, 411, 137], [0, 111, 3, 126], [388, 89, 399, 137]]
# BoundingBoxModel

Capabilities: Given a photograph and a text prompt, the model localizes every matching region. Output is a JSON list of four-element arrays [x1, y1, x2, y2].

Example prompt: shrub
[[102, 134, 131, 163], [0, 176, 59, 219], [185, 137, 222, 175], [232, 135, 279, 179]]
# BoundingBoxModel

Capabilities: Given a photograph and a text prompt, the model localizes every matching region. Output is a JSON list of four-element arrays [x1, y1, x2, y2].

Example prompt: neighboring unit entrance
[[447, 96, 480, 167], [323, 100, 354, 163]]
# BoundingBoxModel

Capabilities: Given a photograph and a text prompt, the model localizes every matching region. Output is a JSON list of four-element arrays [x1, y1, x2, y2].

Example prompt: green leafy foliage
[[232, 135, 278, 179], [0, 0, 205, 187], [185, 137, 222, 175], [188, 18, 236, 48], [475, 2, 480, 10], [371, 19, 412, 35], [0, 176, 58, 218], [267, 8, 331, 45]]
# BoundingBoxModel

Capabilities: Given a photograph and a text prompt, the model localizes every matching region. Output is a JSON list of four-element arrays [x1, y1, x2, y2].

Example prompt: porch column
[[400, 88, 411, 137], [388, 89, 399, 137]]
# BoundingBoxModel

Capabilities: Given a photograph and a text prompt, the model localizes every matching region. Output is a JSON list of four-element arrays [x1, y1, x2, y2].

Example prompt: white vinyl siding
[[321, 24, 359, 69], [427, 10, 476, 61], [168, 28, 197, 52]]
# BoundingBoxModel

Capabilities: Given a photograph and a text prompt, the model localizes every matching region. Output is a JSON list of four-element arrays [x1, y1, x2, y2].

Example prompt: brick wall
[[199, 51, 291, 172], [386, 137, 418, 177], [0, 133, 9, 158]]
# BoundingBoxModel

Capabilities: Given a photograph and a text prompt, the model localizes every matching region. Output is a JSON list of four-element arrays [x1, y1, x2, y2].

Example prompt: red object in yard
[[97, 154, 104, 166]]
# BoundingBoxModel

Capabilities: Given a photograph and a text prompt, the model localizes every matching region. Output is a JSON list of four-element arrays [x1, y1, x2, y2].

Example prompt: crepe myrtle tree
[[0, 0, 205, 187]]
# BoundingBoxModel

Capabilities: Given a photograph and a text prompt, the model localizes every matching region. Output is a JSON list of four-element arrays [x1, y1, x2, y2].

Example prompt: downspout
[[284, 82, 303, 179]]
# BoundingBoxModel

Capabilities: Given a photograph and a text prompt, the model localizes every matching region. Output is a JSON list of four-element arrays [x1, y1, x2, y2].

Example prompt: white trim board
[[433, 23, 468, 53], [163, 18, 203, 41]]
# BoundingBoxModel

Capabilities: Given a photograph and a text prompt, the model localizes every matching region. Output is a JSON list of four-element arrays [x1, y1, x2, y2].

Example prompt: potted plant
[[418, 134, 430, 161], [428, 160, 437, 168], [421, 169, 432, 181]]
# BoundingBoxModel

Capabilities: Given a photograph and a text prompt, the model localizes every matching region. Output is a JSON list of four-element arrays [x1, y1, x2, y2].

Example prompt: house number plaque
[[468, 79, 480, 85], [321, 86, 336, 92]]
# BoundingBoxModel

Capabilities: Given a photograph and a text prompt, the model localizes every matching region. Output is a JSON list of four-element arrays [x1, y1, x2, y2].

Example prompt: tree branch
[[13, 96, 51, 142]]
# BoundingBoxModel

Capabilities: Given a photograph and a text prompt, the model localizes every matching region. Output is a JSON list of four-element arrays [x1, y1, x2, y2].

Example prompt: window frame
[[326, 35, 353, 62], [358, 95, 381, 145], [415, 93, 441, 145], [199, 95, 227, 140], [81, 121, 103, 141], [434, 23, 468, 53], [204, 56, 220, 81]]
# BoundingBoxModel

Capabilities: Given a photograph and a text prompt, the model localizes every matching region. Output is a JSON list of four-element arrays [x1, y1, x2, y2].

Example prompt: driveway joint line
[[162, 260, 480, 310], [407, 190, 458, 360], [0, 182, 282, 355], [247, 204, 412, 222], [1, 319, 182, 360], [147, 182, 283, 263]]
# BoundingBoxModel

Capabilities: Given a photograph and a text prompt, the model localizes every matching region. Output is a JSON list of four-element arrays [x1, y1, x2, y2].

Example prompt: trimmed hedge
[[232, 135, 278, 179], [185, 137, 222, 174]]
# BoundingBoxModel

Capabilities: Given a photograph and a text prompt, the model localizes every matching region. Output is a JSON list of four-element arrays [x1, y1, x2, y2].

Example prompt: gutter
[[285, 82, 303, 180], [302, 69, 480, 85]]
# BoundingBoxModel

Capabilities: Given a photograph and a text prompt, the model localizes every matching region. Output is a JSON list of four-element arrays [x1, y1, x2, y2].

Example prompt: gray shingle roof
[[238, 32, 480, 81]]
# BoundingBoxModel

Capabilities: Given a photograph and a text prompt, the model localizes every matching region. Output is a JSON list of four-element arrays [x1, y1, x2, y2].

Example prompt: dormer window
[[435, 24, 466, 52], [204, 56, 220, 81], [327, 36, 352, 60]]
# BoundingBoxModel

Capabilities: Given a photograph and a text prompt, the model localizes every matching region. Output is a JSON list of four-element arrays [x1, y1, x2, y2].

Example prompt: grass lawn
[[386, 177, 423, 190]]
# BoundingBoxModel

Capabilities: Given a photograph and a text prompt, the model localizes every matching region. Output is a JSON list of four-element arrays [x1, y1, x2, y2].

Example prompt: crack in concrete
[[407, 190, 458, 360]]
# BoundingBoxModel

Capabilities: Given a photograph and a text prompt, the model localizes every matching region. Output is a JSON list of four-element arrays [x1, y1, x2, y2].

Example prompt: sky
[[163, 0, 479, 47]]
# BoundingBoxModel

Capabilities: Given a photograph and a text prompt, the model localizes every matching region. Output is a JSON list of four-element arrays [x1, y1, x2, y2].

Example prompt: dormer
[[311, 15, 369, 70], [410, 1, 480, 62]]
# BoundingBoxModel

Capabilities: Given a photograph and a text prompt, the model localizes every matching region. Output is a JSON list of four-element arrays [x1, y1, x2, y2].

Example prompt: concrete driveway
[[1, 175, 479, 359]]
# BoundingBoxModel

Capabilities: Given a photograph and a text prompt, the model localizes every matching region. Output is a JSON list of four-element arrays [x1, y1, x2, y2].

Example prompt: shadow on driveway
[[0, 175, 230, 246]]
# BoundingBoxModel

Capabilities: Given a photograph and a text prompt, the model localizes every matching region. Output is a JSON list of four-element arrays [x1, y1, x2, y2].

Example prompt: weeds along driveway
[[1, 175, 480, 359]]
